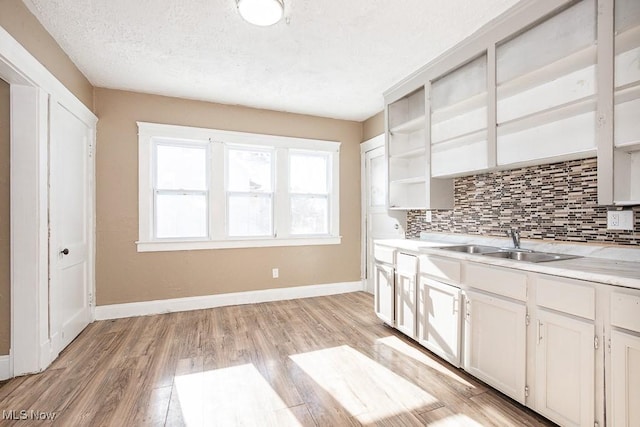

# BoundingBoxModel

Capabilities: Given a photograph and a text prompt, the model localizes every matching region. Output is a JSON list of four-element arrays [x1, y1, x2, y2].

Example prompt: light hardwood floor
[[0, 292, 555, 426]]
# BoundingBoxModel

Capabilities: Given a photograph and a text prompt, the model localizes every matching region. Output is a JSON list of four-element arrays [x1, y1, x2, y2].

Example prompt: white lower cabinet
[[374, 262, 395, 326], [417, 277, 462, 366], [373, 242, 638, 427], [534, 309, 595, 427], [463, 289, 527, 403], [395, 253, 418, 338], [610, 330, 640, 427]]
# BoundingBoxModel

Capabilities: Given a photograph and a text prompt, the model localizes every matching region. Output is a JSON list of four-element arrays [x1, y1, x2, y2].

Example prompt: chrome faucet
[[506, 228, 520, 249]]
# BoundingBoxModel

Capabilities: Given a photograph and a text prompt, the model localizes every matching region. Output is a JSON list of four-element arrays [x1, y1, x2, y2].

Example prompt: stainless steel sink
[[436, 244, 580, 263], [436, 245, 503, 254], [482, 250, 580, 263]]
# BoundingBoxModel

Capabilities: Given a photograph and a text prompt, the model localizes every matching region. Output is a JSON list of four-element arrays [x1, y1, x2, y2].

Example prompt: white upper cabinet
[[612, 0, 640, 205], [614, 0, 640, 149], [386, 87, 453, 210], [387, 88, 428, 209], [496, 0, 597, 166], [383, 0, 633, 206], [431, 55, 490, 177]]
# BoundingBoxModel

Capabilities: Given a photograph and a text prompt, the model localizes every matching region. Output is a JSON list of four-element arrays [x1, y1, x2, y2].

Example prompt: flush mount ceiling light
[[237, 0, 284, 26]]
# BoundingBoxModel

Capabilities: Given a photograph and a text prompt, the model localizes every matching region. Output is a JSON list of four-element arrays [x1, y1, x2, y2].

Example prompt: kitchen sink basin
[[436, 244, 580, 263], [436, 245, 503, 254], [482, 250, 580, 263]]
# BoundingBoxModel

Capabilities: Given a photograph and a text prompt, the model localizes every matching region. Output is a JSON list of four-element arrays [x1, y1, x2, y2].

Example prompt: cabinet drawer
[[396, 252, 418, 276], [464, 263, 527, 301], [536, 275, 595, 320], [611, 291, 640, 333], [419, 255, 461, 283], [374, 245, 395, 264]]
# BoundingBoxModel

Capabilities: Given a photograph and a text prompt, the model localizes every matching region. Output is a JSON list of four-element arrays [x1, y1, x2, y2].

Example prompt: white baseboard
[[95, 281, 363, 320], [0, 355, 10, 380]]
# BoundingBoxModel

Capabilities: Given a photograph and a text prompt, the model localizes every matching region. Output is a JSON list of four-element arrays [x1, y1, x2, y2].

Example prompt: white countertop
[[375, 234, 640, 290]]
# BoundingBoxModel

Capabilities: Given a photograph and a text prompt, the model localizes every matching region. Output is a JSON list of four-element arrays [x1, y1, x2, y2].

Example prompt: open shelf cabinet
[[385, 86, 453, 210], [605, 0, 640, 206]]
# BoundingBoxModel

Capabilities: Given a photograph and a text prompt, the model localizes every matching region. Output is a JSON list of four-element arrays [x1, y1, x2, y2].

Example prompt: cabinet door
[[387, 87, 428, 209], [463, 289, 526, 403], [431, 54, 489, 177], [417, 277, 461, 366], [610, 330, 640, 427], [395, 270, 417, 338], [534, 309, 594, 427], [496, 0, 597, 166], [374, 263, 394, 326], [612, 0, 640, 203]]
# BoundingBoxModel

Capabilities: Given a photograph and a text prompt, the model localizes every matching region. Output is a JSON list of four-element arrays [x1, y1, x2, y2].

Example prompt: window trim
[[137, 122, 341, 252]]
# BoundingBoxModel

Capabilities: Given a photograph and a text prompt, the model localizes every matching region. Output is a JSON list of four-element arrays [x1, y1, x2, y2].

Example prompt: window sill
[[136, 236, 342, 252]]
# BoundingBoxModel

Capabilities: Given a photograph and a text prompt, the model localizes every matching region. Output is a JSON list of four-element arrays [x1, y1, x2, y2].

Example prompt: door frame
[[360, 134, 384, 291], [0, 25, 97, 377]]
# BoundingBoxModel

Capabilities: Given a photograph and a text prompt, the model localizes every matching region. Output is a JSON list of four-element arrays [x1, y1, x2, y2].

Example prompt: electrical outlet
[[272, 268, 279, 279], [425, 211, 432, 223], [610, 212, 620, 227], [607, 210, 634, 230]]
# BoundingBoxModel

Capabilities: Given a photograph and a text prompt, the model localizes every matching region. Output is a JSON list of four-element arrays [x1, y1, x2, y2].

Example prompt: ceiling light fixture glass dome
[[237, 0, 284, 26]]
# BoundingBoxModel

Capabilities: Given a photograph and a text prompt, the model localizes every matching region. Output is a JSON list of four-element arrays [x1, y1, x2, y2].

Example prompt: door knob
[[60, 248, 70, 255]]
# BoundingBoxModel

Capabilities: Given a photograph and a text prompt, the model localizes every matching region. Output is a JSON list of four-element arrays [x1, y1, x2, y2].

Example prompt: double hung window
[[154, 140, 209, 239], [289, 151, 331, 235], [226, 146, 274, 237], [137, 122, 340, 251]]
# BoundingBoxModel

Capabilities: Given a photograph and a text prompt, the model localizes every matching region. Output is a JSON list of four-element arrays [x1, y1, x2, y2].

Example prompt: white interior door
[[362, 143, 405, 294], [49, 100, 92, 358]]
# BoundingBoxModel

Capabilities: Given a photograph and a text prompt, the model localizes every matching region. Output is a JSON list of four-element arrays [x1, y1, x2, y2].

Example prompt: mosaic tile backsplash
[[407, 157, 640, 246]]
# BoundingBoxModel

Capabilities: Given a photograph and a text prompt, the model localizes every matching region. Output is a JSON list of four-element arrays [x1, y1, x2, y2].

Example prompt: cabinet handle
[[537, 320, 543, 344], [465, 300, 470, 320], [453, 297, 458, 315]]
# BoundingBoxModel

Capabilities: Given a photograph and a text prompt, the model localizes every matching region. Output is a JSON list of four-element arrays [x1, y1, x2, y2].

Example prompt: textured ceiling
[[23, 0, 520, 121]]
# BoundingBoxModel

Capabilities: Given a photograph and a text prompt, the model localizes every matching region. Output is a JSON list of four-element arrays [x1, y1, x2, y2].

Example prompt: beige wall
[[94, 88, 363, 305], [362, 111, 384, 142], [0, 0, 376, 345], [0, 0, 93, 109], [0, 79, 9, 355]]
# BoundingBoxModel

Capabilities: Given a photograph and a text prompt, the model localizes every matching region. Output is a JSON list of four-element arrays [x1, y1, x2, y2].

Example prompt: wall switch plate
[[425, 211, 432, 223], [607, 210, 634, 230], [272, 268, 279, 279]]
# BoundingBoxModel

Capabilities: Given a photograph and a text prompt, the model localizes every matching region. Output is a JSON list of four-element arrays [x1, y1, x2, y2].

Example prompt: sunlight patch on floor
[[376, 336, 474, 387], [289, 345, 439, 422], [428, 413, 485, 426], [174, 363, 303, 426]]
